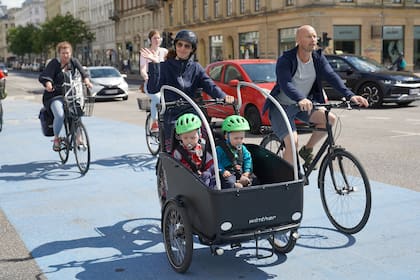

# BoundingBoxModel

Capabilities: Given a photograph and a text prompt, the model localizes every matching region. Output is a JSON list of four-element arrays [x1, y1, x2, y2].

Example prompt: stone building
[[158, 0, 420, 70]]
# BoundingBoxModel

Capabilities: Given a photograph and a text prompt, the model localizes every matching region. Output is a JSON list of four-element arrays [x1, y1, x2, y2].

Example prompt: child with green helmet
[[173, 113, 216, 189], [216, 115, 256, 189]]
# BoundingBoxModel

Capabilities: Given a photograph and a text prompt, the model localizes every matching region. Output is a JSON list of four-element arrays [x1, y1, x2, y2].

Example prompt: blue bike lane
[[0, 98, 419, 280]]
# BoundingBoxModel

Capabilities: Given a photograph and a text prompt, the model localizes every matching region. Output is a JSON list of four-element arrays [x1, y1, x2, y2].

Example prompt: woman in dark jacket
[[39, 41, 92, 151]]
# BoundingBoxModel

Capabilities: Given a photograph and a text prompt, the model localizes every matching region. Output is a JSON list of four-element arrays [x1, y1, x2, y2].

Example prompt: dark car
[[324, 54, 420, 107], [203, 59, 276, 134]]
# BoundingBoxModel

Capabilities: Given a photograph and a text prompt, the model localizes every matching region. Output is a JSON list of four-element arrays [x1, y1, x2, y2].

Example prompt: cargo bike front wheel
[[162, 201, 193, 273]]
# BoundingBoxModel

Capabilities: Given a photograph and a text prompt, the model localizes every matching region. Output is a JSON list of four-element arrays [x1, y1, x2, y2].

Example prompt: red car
[[203, 59, 276, 134]]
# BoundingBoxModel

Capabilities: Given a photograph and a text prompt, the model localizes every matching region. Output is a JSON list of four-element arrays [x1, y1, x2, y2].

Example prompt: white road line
[[391, 130, 420, 138], [366, 116, 390, 120]]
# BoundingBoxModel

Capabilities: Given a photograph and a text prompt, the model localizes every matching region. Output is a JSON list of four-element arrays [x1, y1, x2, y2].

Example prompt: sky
[[1, 0, 25, 9]]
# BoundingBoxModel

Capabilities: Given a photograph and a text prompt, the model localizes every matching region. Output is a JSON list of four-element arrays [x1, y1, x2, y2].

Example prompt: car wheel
[[357, 82, 383, 108], [244, 105, 262, 134]]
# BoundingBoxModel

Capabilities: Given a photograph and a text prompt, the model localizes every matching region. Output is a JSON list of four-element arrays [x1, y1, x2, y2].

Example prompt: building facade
[[14, 0, 46, 27], [112, 0, 166, 74], [162, 0, 420, 70]]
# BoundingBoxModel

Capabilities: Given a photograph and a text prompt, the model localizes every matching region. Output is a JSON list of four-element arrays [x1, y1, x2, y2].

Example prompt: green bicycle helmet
[[175, 113, 202, 134], [222, 115, 250, 132]]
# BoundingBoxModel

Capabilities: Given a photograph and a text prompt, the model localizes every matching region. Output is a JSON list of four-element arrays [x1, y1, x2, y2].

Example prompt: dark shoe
[[299, 146, 313, 169], [52, 138, 61, 152]]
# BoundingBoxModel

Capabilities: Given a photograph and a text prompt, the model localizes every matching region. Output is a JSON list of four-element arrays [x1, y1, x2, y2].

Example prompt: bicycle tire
[[318, 149, 371, 234], [0, 101, 3, 132], [58, 120, 70, 164], [145, 113, 159, 156], [73, 121, 90, 175], [163, 201, 193, 273], [268, 229, 298, 254], [260, 133, 284, 158]]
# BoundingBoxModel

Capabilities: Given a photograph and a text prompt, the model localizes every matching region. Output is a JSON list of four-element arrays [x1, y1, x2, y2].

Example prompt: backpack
[[39, 107, 54, 137]]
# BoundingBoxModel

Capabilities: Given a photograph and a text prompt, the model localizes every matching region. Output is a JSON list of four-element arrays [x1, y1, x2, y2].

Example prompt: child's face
[[180, 129, 199, 149], [227, 131, 245, 147]]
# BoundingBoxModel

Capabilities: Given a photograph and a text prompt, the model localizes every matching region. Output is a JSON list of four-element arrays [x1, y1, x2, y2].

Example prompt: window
[[240, 0, 245, 14], [286, 0, 294, 6], [203, 0, 209, 19], [183, 0, 188, 23], [227, 0, 232, 16], [224, 66, 242, 83], [193, 0, 199, 20], [255, 0, 260, 11], [214, 0, 220, 18]]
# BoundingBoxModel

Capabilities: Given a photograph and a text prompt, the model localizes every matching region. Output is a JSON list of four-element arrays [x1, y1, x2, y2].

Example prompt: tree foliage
[[7, 13, 95, 57], [40, 13, 95, 52]]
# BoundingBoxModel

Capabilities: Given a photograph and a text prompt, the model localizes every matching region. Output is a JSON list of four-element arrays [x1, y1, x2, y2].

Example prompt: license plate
[[106, 89, 118, 94], [409, 88, 420, 95]]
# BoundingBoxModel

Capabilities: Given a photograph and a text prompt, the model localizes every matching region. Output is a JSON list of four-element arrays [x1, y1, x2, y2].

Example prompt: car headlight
[[383, 80, 401, 85]]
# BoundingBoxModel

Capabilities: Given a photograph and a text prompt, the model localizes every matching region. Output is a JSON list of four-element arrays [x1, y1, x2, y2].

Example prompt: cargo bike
[[155, 86, 305, 273]]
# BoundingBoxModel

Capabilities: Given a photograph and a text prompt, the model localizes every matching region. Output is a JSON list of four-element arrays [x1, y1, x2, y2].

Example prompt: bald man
[[263, 25, 368, 167]]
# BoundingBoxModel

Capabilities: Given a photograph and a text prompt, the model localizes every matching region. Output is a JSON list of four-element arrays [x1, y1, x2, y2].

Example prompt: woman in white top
[[140, 30, 168, 132]]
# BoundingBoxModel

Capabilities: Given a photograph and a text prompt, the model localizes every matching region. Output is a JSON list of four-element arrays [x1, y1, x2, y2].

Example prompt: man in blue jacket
[[263, 25, 368, 167]]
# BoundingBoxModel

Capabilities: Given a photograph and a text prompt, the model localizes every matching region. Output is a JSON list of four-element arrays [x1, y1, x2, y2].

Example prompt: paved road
[[0, 72, 419, 279]]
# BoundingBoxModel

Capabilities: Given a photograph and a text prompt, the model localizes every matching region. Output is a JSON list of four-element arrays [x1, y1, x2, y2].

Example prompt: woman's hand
[[140, 48, 159, 63], [45, 81, 54, 92], [84, 78, 93, 89], [224, 95, 234, 104]]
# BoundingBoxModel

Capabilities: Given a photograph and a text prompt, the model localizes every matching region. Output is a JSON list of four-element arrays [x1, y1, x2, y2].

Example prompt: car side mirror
[[228, 79, 239, 87], [121, 73, 127, 78]]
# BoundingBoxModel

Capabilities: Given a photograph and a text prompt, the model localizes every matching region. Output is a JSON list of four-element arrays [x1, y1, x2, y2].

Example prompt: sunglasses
[[176, 41, 192, 49]]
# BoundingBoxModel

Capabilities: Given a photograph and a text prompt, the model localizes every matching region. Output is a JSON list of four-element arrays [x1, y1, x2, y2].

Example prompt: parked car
[[324, 54, 420, 107], [86, 66, 129, 101], [0, 63, 8, 76], [203, 59, 277, 134]]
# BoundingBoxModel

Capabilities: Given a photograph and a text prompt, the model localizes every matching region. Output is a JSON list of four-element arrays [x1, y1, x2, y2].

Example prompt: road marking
[[391, 130, 420, 138], [366, 116, 390, 120]]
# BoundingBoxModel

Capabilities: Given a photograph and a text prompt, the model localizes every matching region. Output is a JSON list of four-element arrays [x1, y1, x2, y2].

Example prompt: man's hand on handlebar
[[350, 95, 369, 108], [298, 98, 313, 113]]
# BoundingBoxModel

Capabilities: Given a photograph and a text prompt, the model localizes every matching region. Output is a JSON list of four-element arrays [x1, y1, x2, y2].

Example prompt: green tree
[[7, 24, 43, 57], [41, 13, 95, 52]]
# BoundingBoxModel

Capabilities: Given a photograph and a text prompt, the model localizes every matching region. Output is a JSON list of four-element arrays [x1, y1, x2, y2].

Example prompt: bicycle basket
[[137, 96, 151, 111], [82, 87, 94, 116]]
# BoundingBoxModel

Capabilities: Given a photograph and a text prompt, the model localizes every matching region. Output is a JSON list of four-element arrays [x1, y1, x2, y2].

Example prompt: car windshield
[[241, 63, 277, 83], [90, 68, 121, 78], [345, 56, 387, 72]]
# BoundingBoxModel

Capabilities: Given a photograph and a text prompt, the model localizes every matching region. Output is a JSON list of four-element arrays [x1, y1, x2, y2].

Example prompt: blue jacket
[[147, 57, 226, 102], [263, 46, 354, 113], [216, 143, 253, 174]]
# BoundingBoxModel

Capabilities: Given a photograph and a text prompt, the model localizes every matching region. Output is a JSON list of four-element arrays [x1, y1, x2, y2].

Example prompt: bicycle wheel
[[145, 113, 159, 156], [268, 229, 298, 254], [73, 121, 90, 175], [58, 121, 70, 164], [0, 101, 3, 132], [163, 201, 193, 273], [157, 160, 167, 208], [318, 149, 371, 234], [260, 133, 284, 158]]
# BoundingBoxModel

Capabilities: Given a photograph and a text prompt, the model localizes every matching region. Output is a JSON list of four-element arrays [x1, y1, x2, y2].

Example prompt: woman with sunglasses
[[140, 30, 234, 148]]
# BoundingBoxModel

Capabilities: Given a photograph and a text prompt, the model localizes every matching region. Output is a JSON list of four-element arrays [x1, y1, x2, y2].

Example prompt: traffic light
[[322, 32, 332, 48]]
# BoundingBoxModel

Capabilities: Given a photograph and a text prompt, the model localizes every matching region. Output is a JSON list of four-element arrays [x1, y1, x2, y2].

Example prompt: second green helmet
[[222, 115, 250, 132], [176, 113, 202, 134]]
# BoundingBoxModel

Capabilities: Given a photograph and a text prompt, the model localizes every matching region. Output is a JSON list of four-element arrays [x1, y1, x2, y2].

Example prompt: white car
[[86, 66, 129, 101]]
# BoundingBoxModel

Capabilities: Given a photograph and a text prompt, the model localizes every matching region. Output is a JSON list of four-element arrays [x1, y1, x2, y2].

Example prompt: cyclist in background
[[263, 25, 368, 167], [140, 29, 168, 133], [39, 41, 92, 151]]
